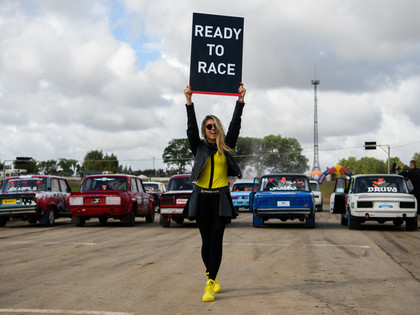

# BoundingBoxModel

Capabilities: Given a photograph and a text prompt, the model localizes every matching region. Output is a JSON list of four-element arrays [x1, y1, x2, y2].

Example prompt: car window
[[144, 183, 159, 192], [136, 179, 144, 192], [59, 179, 69, 192], [354, 176, 408, 193], [1, 177, 47, 192], [232, 183, 254, 192], [167, 177, 194, 191], [309, 182, 319, 191], [259, 175, 310, 192], [130, 178, 138, 192], [81, 177, 128, 191], [51, 178, 60, 192]]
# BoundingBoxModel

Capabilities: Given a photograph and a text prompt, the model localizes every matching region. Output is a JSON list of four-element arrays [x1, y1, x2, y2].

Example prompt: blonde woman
[[183, 83, 246, 302]]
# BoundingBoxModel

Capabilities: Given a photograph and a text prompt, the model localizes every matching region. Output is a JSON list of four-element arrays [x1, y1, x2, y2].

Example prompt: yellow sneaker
[[206, 272, 221, 293], [202, 279, 215, 302]]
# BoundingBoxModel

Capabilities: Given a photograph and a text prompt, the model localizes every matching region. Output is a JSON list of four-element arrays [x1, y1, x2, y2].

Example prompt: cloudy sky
[[1, 0, 420, 174]]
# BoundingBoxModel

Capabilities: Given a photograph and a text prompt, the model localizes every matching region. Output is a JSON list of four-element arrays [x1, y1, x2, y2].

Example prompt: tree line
[[2, 139, 420, 177]]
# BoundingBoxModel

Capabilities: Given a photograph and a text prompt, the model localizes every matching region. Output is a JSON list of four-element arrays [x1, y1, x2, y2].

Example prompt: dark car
[[159, 174, 193, 227], [0, 175, 71, 227]]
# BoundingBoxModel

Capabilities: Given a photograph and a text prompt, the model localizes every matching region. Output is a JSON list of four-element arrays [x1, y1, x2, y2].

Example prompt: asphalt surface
[[0, 208, 419, 315]]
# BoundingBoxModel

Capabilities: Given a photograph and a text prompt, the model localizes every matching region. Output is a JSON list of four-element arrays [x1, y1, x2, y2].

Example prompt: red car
[[69, 174, 155, 226], [0, 175, 71, 227], [159, 174, 193, 227]]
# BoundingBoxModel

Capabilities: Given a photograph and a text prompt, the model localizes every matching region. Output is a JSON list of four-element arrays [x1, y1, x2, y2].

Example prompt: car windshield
[[309, 182, 319, 191], [167, 177, 193, 191], [81, 177, 127, 191], [354, 176, 408, 194], [259, 175, 310, 192], [1, 177, 47, 192], [143, 183, 159, 192], [232, 183, 255, 192]]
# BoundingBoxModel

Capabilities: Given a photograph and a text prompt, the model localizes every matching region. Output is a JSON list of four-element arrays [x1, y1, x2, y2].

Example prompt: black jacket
[[186, 101, 244, 183]]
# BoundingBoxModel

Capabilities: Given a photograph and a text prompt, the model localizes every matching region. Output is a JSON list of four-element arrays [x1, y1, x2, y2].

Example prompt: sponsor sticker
[[2, 199, 17, 205], [176, 198, 188, 205]]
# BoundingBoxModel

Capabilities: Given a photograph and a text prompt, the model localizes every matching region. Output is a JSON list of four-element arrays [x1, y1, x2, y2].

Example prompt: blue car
[[250, 174, 315, 228], [230, 181, 257, 212]]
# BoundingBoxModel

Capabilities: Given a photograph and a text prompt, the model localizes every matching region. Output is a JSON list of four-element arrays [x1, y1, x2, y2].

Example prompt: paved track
[[0, 209, 419, 314]]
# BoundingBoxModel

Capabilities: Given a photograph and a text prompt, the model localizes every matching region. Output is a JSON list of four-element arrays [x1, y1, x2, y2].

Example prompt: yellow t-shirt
[[196, 152, 228, 189]]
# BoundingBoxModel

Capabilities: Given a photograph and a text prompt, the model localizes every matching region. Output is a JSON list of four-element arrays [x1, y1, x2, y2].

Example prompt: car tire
[[160, 214, 171, 227], [122, 209, 135, 227], [72, 216, 86, 227], [0, 217, 8, 227], [305, 214, 316, 228], [406, 217, 418, 231], [99, 216, 108, 225], [28, 216, 38, 224], [253, 213, 263, 227], [145, 207, 155, 223], [348, 215, 361, 230], [43, 208, 55, 227]]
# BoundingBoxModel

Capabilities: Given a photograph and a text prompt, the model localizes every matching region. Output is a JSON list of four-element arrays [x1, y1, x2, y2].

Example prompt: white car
[[310, 180, 323, 211], [330, 174, 418, 230]]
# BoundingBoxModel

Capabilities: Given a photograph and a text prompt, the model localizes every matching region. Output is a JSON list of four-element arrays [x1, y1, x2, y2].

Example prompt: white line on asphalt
[[224, 242, 370, 248], [0, 309, 134, 315], [0, 241, 96, 246]]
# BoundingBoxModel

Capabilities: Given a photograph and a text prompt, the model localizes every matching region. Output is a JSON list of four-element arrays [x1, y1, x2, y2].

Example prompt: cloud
[[1, 0, 420, 173]]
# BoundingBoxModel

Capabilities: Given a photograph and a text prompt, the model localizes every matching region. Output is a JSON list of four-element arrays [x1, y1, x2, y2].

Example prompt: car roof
[[169, 174, 190, 179], [261, 173, 309, 178], [6, 175, 64, 180], [352, 174, 404, 178]]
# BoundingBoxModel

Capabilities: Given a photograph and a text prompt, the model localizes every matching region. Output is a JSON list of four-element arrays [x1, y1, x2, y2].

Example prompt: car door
[[58, 178, 71, 215], [136, 178, 149, 214], [330, 177, 349, 214]]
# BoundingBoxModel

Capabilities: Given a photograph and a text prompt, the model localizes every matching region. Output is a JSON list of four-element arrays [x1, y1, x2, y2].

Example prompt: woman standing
[[183, 83, 246, 302]]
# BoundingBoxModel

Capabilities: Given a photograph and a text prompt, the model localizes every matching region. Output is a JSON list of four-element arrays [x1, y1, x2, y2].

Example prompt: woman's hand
[[238, 83, 246, 103], [184, 85, 193, 105]]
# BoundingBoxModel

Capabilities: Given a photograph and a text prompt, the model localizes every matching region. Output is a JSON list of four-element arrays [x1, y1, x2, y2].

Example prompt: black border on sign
[[189, 12, 244, 96]]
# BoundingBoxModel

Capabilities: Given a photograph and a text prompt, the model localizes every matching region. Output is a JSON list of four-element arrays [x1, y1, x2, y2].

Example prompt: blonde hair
[[201, 115, 233, 155]]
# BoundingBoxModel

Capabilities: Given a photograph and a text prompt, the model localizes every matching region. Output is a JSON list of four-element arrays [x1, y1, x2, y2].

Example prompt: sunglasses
[[206, 123, 217, 130]]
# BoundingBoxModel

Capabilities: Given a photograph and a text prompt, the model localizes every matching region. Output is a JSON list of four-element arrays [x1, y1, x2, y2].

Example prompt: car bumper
[[70, 206, 125, 217], [350, 209, 417, 219], [160, 207, 183, 215], [255, 208, 313, 215], [0, 206, 38, 216], [232, 200, 249, 208]]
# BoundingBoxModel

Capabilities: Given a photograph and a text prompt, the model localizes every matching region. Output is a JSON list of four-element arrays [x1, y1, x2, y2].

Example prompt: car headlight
[[106, 196, 121, 205], [70, 197, 83, 206]]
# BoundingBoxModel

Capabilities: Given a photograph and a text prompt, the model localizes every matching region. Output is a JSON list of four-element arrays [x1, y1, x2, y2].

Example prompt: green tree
[[58, 158, 80, 176], [339, 156, 387, 174], [38, 159, 58, 175], [261, 135, 308, 173], [412, 152, 420, 166], [162, 139, 193, 172], [81, 150, 121, 174]]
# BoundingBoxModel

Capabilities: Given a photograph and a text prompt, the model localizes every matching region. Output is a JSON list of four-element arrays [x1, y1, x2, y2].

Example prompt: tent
[[318, 165, 353, 184]]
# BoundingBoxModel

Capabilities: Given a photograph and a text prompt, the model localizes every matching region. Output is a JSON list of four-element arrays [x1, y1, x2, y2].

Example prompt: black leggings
[[196, 193, 227, 280]]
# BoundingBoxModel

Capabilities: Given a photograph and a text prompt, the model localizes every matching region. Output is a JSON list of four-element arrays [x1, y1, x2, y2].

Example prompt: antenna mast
[[312, 68, 320, 171]]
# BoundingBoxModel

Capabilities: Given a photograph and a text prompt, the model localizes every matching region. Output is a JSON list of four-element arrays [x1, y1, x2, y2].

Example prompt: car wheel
[[160, 215, 171, 227], [43, 209, 55, 227], [72, 216, 86, 227], [253, 213, 263, 227], [99, 216, 108, 225], [406, 217, 418, 231], [348, 215, 361, 230], [0, 217, 8, 227], [122, 209, 135, 226], [145, 207, 155, 223], [174, 217, 184, 224], [305, 214, 315, 228]]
